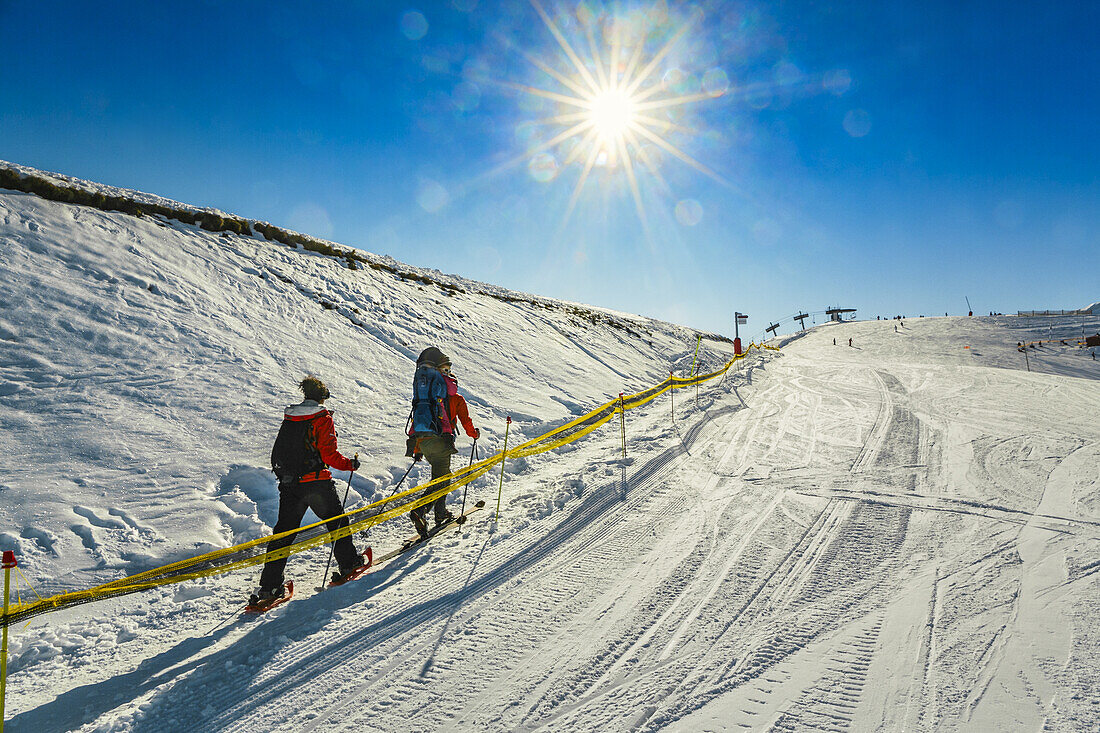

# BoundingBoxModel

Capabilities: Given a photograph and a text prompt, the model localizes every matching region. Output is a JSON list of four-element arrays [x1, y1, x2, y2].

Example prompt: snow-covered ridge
[[0, 160, 729, 344]]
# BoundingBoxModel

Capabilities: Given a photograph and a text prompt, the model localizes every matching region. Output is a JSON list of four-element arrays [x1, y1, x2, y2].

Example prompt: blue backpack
[[409, 364, 451, 436]]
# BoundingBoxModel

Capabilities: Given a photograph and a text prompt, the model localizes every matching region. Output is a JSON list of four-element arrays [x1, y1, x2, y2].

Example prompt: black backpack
[[271, 416, 324, 483]]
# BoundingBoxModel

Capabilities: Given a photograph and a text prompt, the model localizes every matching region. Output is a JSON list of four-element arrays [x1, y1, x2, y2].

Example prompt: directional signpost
[[734, 312, 747, 355]]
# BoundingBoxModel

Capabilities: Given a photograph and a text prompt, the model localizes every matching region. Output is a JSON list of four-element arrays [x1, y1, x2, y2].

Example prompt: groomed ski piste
[[2, 164, 1099, 731]]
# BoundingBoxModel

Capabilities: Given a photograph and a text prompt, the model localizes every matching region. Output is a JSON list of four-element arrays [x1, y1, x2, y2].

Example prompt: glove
[[414, 453, 423, 463], [350, 456, 361, 471], [472, 428, 480, 440]]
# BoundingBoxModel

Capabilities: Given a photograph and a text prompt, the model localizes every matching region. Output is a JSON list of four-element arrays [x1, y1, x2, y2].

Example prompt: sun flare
[[504, 0, 729, 230]]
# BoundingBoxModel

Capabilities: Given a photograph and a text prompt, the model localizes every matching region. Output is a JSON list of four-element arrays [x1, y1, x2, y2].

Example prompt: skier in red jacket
[[253, 376, 365, 605]]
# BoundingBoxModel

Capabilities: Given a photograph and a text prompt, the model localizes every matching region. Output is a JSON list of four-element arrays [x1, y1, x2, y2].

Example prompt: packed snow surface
[[2, 183, 1099, 732]]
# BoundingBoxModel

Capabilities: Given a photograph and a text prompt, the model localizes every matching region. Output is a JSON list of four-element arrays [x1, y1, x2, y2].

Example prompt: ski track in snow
[[2, 183, 1100, 732]]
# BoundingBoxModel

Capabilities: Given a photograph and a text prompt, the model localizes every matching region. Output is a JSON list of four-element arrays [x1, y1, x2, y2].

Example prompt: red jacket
[[444, 375, 479, 438], [283, 401, 355, 482]]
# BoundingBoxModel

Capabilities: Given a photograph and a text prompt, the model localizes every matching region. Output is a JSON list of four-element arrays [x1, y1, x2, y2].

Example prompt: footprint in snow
[[69, 524, 108, 567], [107, 507, 158, 538], [73, 505, 129, 530], [19, 526, 59, 556]]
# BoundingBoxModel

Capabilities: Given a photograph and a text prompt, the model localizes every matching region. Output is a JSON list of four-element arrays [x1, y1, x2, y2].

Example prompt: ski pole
[[319, 453, 357, 589], [495, 417, 511, 521], [457, 438, 478, 523], [386, 459, 418, 501], [670, 371, 674, 423], [619, 393, 627, 499], [358, 457, 418, 541]]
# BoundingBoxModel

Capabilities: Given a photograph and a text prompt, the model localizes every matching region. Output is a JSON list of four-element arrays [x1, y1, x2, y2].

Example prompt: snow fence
[[1, 344, 778, 628]]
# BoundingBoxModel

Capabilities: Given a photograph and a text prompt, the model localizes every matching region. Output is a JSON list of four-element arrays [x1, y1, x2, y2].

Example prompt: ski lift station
[[826, 307, 857, 323]]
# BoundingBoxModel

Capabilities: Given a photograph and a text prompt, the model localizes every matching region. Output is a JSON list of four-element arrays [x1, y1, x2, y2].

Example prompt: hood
[[416, 346, 449, 367], [284, 400, 328, 421]]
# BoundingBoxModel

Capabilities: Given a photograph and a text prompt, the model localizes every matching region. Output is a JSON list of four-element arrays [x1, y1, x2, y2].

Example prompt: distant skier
[[406, 347, 469, 539], [848, 338, 853, 347], [253, 376, 365, 605], [833, 338, 836, 346]]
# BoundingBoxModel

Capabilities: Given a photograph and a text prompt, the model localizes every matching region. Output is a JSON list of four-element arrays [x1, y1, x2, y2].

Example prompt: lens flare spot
[[746, 88, 773, 110], [662, 67, 692, 95], [575, 1, 599, 26], [400, 10, 428, 41], [451, 81, 481, 112], [472, 244, 501, 274], [702, 68, 730, 97], [843, 109, 872, 138], [421, 54, 448, 74], [528, 152, 559, 182], [674, 199, 703, 226], [462, 58, 489, 82], [416, 179, 449, 213], [515, 122, 540, 148], [773, 61, 803, 87], [823, 69, 852, 96]]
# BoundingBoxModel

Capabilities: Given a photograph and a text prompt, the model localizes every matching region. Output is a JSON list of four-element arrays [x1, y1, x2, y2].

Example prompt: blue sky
[[2, 0, 1096, 336]]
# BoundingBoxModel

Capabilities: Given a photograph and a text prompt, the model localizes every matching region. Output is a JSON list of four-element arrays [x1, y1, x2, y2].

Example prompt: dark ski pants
[[411, 435, 455, 524], [259, 478, 359, 590]]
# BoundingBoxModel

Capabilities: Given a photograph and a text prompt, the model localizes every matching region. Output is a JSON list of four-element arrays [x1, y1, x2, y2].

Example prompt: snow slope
[[2, 181, 1100, 732]]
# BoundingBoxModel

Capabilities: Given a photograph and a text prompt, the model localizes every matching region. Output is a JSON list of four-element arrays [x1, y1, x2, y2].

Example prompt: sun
[[499, 0, 729, 230], [588, 88, 637, 151]]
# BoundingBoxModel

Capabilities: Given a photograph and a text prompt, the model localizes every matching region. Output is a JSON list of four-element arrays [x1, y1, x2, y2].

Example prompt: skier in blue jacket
[[406, 347, 459, 539]]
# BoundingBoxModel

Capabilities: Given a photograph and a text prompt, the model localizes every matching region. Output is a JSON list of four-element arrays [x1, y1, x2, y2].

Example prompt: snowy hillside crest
[[0, 160, 727, 345]]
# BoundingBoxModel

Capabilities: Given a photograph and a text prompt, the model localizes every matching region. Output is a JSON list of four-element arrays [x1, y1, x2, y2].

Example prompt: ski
[[377, 500, 486, 565], [244, 581, 294, 614]]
